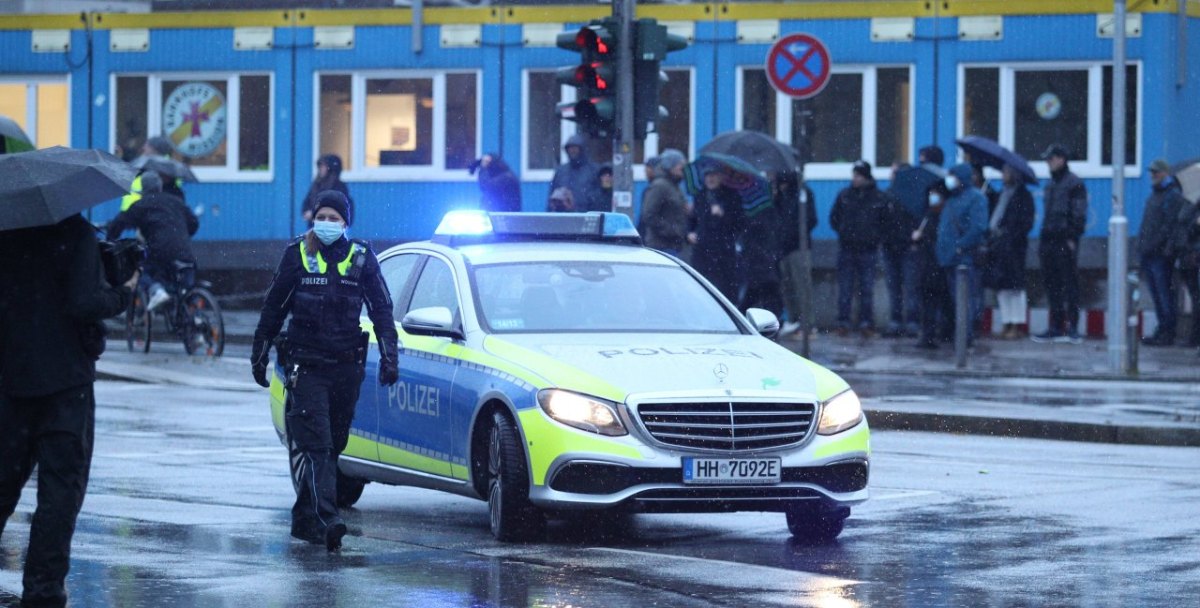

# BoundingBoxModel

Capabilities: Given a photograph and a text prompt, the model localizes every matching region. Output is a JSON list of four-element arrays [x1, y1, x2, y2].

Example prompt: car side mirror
[[745, 308, 780, 339], [401, 306, 463, 340]]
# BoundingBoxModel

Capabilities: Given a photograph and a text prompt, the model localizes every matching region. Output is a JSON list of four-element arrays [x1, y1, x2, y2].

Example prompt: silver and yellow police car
[[269, 211, 869, 542]]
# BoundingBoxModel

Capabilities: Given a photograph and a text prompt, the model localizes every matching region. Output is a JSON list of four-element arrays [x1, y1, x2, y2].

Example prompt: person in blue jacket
[[936, 163, 989, 343]]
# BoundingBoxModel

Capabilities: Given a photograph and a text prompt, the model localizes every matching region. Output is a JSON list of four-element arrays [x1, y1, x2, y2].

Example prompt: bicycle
[[126, 260, 225, 357]]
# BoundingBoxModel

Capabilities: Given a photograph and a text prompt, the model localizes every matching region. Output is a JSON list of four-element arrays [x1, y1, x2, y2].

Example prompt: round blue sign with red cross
[[765, 33, 832, 100]]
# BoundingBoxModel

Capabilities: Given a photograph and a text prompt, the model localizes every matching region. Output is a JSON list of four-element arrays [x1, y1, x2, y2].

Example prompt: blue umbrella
[[956, 135, 1037, 184], [889, 164, 944, 221], [683, 153, 774, 217]]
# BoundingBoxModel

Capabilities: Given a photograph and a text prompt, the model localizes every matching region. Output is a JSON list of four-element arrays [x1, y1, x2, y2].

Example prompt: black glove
[[379, 359, 399, 386], [251, 340, 271, 388]]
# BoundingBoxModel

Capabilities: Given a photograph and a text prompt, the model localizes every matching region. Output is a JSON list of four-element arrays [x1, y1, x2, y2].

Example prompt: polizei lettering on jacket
[[300, 276, 328, 286], [387, 381, 440, 417], [597, 347, 765, 359]]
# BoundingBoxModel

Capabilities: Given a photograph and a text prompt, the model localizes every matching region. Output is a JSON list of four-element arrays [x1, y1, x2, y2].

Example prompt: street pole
[[611, 0, 635, 218], [797, 185, 813, 358], [1107, 0, 1129, 373]]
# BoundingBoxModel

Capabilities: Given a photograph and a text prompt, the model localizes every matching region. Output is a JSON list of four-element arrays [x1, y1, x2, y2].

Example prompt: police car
[[269, 211, 868, 542]]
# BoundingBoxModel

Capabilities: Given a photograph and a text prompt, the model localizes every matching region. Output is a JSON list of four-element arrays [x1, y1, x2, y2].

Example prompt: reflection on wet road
[[2, 379, 1198, 607]]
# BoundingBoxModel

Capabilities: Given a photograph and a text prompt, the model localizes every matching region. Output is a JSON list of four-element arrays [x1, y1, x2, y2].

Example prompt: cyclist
[[250, 190, 399, 552], [106, 171, 198, 311], [122, 136, 187, 211]]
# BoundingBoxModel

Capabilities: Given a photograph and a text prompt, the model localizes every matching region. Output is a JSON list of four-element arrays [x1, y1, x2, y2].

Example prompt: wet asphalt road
[[2, 360, 1199, 607]]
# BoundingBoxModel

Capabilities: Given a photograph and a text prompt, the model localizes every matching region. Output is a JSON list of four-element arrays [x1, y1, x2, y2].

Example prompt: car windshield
[[472, 261, 741, 334]]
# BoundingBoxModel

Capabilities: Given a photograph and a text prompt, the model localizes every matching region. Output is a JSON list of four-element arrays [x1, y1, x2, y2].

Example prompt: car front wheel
[[785, 502, 849, 543], [487, 411, 545, 541]]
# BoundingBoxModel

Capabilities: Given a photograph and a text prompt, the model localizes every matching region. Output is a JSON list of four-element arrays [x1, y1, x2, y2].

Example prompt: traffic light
[[633, 19, 688, 140], [555, 19, 619, 137]]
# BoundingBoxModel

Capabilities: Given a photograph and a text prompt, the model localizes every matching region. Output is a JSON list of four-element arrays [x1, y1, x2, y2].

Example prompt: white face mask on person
[[928, 193, 943, 207], [944, 175, 961, 191], [313, 220, 346, 245]]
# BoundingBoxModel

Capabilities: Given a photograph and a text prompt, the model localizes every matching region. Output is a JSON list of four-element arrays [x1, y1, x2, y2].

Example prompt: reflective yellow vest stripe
[[299, 240, 363, 275], [120, 175, 143, 211]]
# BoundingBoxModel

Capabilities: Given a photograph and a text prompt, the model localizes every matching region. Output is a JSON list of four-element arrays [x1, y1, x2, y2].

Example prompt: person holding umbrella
[[0, 147, 139, 607], [983, 164, 1036, 339]]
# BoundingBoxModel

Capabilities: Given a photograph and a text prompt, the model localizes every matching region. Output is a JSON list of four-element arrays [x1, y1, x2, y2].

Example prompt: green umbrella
[[0, 115, 35, 154]]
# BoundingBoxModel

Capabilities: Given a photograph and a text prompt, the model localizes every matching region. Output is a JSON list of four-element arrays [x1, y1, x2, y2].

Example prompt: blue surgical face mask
[[944, 175, 960, 191], [313, 220, 345, 245], [929, 193, 943, 206]]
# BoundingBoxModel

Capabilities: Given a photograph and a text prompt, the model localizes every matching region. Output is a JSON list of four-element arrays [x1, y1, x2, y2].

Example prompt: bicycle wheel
[[182, 287, 225, 357], [126, 285, 152, 353]]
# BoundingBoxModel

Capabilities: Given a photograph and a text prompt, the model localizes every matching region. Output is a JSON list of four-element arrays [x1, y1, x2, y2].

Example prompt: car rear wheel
[[487, 411, 545, 541], [785, 502, 849, 543], [336, 470, 367, 509]]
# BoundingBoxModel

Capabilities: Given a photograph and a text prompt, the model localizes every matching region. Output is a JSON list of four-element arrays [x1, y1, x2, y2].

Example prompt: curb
[[832, 365, 1200, 384], [867, 410, 1200, 448]]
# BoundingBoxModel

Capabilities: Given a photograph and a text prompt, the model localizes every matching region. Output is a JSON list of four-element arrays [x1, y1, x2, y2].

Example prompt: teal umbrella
[[0, 115, 35, 154], [683, 153, 774, 217]]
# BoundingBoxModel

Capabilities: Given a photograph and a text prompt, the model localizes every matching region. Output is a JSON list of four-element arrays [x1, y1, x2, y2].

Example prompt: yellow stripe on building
[[0, 14, 86, 30], [91, 10, 291, 29]]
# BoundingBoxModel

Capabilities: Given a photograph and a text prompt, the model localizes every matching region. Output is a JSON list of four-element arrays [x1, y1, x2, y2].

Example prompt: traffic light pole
[[611, 0, 635, 217]]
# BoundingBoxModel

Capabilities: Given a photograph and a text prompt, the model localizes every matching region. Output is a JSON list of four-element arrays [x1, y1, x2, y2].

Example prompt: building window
[[0, 77, 70, 149], [739, 66, 912, 179], [957, 63, 1140, 175], [316, 71, 480, 180], [523, 68, 693, 180], [111, 73, 273, 180]]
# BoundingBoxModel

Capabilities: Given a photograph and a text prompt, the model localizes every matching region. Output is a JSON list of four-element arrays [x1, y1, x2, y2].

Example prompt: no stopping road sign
[[765, 33, 831, 100]]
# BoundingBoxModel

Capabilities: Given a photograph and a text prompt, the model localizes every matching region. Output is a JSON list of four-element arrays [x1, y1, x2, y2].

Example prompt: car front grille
[[635, 401, 817, 451]]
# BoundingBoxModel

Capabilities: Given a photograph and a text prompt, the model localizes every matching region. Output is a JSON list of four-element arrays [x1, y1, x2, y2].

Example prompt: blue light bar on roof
[[432, 211, 641, 245]]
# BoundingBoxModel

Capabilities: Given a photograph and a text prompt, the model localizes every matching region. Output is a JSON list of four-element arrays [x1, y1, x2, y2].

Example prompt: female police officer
[[250, 190, 399, 552]]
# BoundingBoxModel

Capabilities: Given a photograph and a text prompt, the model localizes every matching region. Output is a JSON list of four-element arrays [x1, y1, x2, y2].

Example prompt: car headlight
[[817, 389, 864, 435], [537, 389, 627, 436]]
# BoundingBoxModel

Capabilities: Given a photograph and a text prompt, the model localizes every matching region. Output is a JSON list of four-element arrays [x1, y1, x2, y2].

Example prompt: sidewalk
[[102, 310, 1200, 448]]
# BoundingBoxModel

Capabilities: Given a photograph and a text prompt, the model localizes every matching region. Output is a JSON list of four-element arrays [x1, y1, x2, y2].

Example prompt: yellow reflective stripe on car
[[812, 423, 871, 459], [517, 408, 642, 486], [377, 443, 452, 476], [484, 336, 625, 403], [802, 359, 851, 403], [343, 434, 378, 461]]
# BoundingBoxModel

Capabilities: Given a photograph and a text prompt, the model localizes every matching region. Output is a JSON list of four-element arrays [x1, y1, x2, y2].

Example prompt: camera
[[99, 238, 146, 286]]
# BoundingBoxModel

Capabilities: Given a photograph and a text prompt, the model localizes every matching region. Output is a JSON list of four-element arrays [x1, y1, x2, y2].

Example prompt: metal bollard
[[955, 264, 969, 369], [1126, 272, 1140, 374]]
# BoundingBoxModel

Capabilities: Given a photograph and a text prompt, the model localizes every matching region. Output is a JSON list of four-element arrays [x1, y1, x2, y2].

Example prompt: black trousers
[[918, 259, 954, 345], [0, 385, 95, 608], [1040, 241, 1081, 334], [285, 360, 363, 539]]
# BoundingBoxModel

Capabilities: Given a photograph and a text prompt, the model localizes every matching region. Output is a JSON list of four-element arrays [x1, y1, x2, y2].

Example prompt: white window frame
[[316, 70, 481, 182], [735, 64, 915, 181], [0, 75, 72, 148], [107, 72, 274, 182], [955, 61, 1143, 179], [521, 66, 695, 182]]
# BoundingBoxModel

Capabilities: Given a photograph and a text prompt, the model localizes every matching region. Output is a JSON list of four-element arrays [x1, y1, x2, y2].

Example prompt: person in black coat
[[106, 171, 198, 310], [830, 160, 887, 335], [0, 214, 136, 607], [775, 171, 817, 334], [983, 164, 1036, 339], [688, 169, 745, 302], [472, 153, 522, 213], [301, 154, 353, 226], [1033, 144, 1088, 343], [1169, 197, 1200, 347], [1138, 159, 1188, 346], [913, 183, 955, 348], [251, 191, 399, 552], [738, 203, 783, 317]]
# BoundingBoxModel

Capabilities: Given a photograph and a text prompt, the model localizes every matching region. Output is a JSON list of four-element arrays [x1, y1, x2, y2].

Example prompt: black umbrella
[[139, 157, 199, 183], [955, 135, 1037, 184], [0, 115, 35, 154], [0, 146, 137, 231], [699, 130, 800, 175]]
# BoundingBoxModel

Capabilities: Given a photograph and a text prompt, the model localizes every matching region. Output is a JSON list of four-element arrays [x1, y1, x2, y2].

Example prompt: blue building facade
[[1, 2, 1197, 271]]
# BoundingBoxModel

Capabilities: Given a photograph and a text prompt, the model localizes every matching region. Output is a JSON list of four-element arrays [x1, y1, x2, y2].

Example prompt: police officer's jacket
[[254, 235, 399, 361]]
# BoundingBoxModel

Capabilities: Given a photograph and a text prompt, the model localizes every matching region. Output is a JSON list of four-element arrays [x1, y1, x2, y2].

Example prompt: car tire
[[487, 411, 545, 542], [336, 470, 367, 509], [785, 502, 849, 543]]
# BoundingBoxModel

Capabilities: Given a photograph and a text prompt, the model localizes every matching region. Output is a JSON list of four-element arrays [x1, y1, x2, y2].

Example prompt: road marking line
[[587, 546, 860, 584]]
